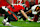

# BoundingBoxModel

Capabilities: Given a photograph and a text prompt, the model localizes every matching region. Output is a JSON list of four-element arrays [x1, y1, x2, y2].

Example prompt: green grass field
[[0, 17, 40, 27]]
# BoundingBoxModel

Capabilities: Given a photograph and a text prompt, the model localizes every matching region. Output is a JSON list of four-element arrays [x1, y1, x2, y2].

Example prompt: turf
[[0, 17, 40, 27]]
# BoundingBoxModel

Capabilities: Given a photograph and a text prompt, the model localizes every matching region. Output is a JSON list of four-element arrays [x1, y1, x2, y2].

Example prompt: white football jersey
[[31, 4, 40, 14]]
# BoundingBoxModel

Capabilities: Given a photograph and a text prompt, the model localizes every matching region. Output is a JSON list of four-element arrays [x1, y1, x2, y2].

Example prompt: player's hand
[[30, 19, 34, 21]]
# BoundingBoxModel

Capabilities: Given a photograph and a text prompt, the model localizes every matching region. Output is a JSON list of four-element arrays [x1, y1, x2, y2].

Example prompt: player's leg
[[1, 8, 11, 26], [1, 6, 11, 26], [0, 8, 8, 25], [4, 15, 8, 19], [2, 13, 9, 25], [34, 15, 39, 22], [37, 12, 40, 23], [5, 14, 18, 26], [5, 16, 11, 26], [0, 8, 7, 21], [10, 12, 18, 21], [5, 12, 18, 26]]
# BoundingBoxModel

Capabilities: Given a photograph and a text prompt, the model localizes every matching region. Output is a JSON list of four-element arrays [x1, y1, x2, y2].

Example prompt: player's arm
[[26, 10, 32, 14], [20, 10, 33, 21]]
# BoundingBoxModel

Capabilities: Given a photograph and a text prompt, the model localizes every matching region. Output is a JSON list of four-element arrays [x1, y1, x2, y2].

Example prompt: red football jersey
[[13, 5, 25, 12], [7, 5, 13, 12], [7, 5, 25, 12], [0, 0, 9, 8]]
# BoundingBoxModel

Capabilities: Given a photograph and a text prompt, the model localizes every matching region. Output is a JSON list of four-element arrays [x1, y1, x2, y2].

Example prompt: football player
[[0, 0, 15, 26], [1, 0, 33, 26], [26, 3, 40, 22]]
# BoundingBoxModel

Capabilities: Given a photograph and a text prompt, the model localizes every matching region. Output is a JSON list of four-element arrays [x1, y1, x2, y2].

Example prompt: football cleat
[[5, 22, 11, 26], [2, 19, 7, 25], [37, 21, 40, 23]]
